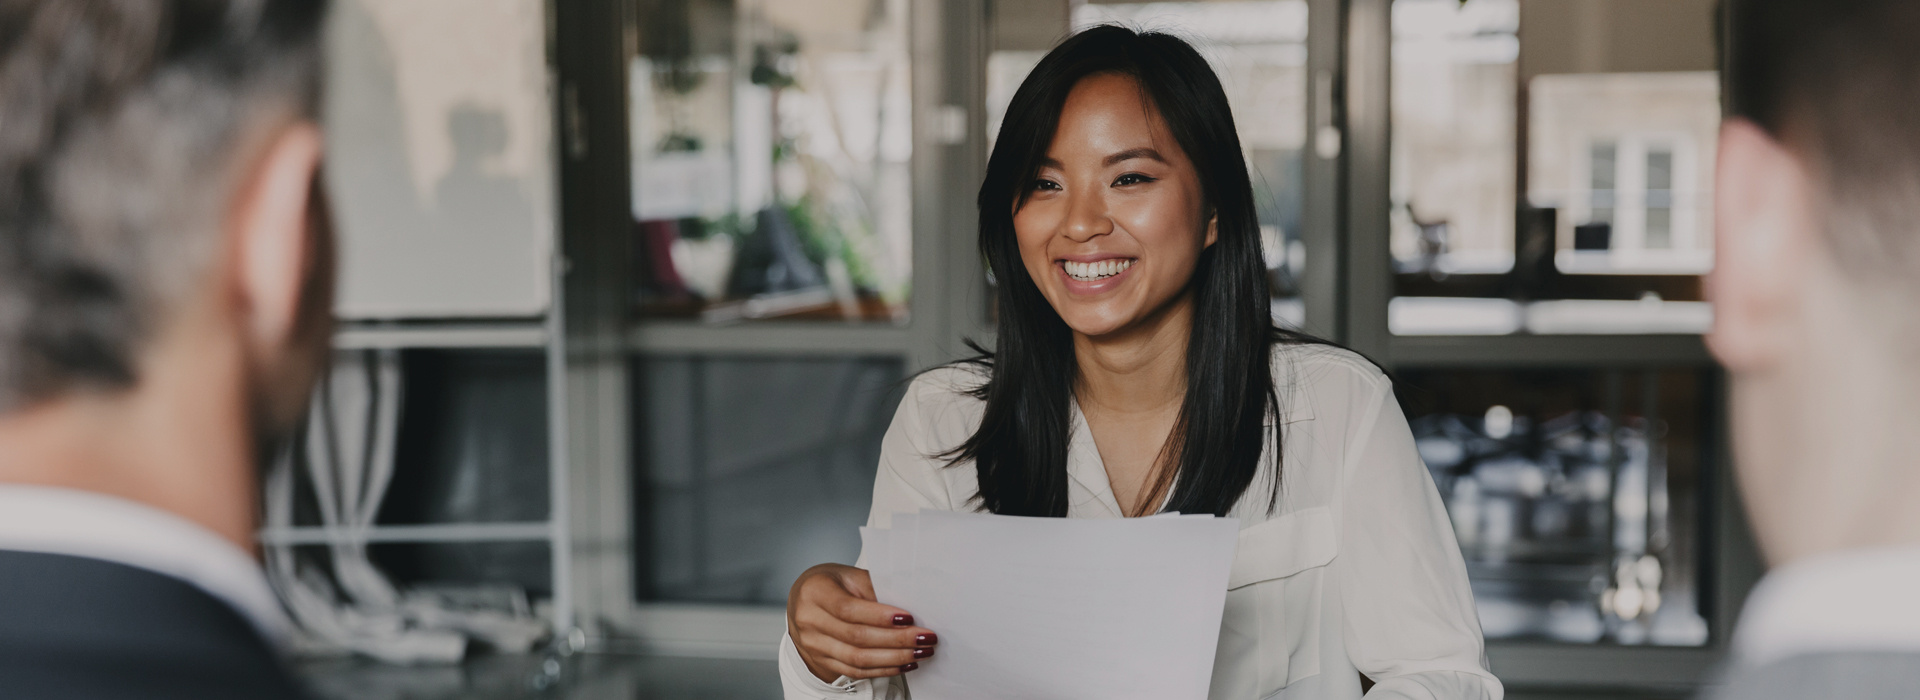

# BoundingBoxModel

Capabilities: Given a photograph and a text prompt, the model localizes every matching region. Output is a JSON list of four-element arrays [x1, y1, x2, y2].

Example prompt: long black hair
[[947, 25, 1324, 518]]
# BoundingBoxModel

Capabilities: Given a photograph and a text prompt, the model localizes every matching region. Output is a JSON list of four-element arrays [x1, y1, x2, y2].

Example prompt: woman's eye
[[1112, 173, 1156, 187], [1030, 179, 1061, 192]]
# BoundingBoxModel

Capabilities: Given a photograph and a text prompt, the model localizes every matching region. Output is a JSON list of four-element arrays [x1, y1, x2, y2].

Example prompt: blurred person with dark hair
[[1707, 0, 1920, 698], [0, 1, 330, 697]]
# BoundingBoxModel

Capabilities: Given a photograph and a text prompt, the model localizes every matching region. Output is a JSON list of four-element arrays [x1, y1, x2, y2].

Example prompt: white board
[[325, 0, 555, 319]]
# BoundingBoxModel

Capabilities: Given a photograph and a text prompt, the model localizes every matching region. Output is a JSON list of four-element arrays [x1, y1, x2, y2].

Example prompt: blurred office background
[[289, 0, 1757, 698]]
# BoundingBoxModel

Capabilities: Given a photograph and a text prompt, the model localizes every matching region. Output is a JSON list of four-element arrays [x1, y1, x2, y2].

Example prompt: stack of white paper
[[861, 510, 1240, 700]]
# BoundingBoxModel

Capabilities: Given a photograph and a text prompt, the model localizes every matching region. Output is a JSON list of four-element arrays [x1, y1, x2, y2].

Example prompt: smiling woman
[[969, 30, 1296, 520], [779, 26, 1501, 700]]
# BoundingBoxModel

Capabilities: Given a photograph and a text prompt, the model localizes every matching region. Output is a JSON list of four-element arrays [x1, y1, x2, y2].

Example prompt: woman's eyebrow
[[1103, 147, 1165, 167]]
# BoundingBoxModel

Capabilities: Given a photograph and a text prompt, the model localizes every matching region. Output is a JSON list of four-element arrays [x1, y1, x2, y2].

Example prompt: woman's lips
[[1055, 257, 1136, 294]]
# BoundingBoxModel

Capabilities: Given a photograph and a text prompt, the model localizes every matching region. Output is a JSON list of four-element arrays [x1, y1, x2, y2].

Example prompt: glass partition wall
[[1383, 3, 1728, 651], [562, 0, 1759, 693], [602, 0, 976, 658], [1388, 0, 1720, 337], [1398, 367, 1714, 647], [1352, 0, 1758, 691], [630, 0, 915, 323]]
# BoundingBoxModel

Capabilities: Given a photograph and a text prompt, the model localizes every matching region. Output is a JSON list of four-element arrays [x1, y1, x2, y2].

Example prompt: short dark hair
[[1726, 0, 1920, 295], [0, 0, 326, 411]]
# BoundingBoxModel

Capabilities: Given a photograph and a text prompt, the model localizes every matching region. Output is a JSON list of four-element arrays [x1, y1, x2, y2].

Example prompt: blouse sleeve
[[1334, 367, 1504, 700], [776, 371, 969, 700]]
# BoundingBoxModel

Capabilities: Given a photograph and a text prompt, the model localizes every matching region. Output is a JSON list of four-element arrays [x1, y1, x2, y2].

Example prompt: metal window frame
[[555, 0, 987, 653], [294, 0, 579, 637], [1340, 0, 1763, 691]]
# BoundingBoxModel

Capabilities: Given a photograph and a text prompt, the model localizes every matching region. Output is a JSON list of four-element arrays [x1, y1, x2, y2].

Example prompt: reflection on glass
[[1390, 0, 1518, 277], [986, 0, 1311, 327], [1645, 148, 1673, 249], [1588, 142, 1616, 227], [380, 350, 550, 526], [629, 0, 912, 323], [1388, 0, 1721, 336], [633, 356, 903, 604], [1531, 72, 1718, 275], [1398, 368, 1712, 646]]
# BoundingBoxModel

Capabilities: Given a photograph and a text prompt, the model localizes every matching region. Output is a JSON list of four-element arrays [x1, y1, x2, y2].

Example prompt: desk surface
[[299, 653, 782, 700], [298, 653, 1688, 700]]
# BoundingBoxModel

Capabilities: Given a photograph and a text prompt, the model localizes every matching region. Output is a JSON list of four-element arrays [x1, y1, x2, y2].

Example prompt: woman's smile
[[1012, 72, 1213, 338], [1057, 256, 1137, 292]]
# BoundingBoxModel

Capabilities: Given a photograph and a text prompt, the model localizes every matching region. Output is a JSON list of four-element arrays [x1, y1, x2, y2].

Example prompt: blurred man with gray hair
[[1707, 0, 1920, 697], [0, 1, 330, 696]]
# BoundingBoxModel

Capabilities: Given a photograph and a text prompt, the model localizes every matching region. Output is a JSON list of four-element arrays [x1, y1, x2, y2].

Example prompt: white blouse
[[779, 345, 1502, 700]]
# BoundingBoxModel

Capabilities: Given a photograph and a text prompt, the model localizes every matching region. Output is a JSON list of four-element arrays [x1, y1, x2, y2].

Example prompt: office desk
[[299, 653, 782, 700]]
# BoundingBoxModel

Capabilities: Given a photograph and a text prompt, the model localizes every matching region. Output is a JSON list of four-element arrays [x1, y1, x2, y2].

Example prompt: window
[[1646, 147, 1674, 250], [1588, 141, 1616, 227], [1532, 72, 1717, 275], [1388, 0, 1720, 337], [629, 0, 914, 323], [1390, 0, 1519, 277]]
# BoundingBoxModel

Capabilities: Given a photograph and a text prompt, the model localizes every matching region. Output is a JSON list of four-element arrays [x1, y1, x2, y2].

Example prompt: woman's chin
[[1057, 308, 1139, 340]]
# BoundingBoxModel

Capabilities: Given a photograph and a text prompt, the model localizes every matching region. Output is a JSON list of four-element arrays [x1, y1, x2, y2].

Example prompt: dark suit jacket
[[1704, 651, 1920, 700], [0, 549, 309, 699]]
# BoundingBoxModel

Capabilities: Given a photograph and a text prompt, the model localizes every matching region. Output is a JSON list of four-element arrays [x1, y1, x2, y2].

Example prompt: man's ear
[[227, 122, 325, 359], [1705, 119, 1819, 373]]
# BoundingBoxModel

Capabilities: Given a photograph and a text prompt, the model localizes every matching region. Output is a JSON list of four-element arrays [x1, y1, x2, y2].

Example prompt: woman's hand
[[787, 563, 938, 683]]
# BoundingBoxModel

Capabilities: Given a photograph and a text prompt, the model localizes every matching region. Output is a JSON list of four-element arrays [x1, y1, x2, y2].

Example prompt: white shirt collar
[[0, 484, 291, 645], [1731, 545, 1920, 668], [1065, 399, 1124, 518]]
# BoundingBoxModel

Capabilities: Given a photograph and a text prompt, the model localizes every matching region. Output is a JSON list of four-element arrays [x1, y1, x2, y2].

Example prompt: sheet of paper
[[863, 510, 1239, 700]]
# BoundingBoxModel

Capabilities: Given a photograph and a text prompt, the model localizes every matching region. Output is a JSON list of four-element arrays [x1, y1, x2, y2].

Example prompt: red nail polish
[[902, 662, 920, 672], [892, 614, 914, 626], [913, 647, 934, 659], [915, 633, 938, 646]]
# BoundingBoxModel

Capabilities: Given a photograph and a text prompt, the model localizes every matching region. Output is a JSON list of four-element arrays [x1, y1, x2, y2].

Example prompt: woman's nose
[[1062, 187, 1112, 242]]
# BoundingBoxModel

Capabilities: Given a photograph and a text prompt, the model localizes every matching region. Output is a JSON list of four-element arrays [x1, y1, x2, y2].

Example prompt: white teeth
[[1062, 258, 1133, 281]]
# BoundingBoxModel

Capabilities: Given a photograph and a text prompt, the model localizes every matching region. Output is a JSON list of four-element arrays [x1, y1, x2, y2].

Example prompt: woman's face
[[1014, 72, 1214, 339]]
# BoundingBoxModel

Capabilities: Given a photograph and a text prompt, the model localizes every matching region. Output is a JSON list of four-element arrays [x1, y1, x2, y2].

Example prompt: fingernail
[[892, 614, 914, 626], [915, 633, 938, 646], [913, 647, 934, 659], [901, 662, 920, 672]]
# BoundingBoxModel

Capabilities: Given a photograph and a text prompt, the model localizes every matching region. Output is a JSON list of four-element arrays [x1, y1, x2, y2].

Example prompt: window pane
[[629, 0, 913, 323], [1645, 208, 1673, 250], [986, 0, 1313, 328], [1390, 0, 1519, 276], [380, 350, 550, 526], [1397, 368, 1714, 647], [1647, 149, 1673, 192], [1390, 0, 1721, 337], [1588, 141, 1616, 222], [1533, 75, 1715, 272], [633, 356, 904, 604], [1644, 148, 1674, 249]]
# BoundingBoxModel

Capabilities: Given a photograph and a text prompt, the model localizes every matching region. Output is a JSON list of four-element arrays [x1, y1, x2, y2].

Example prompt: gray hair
[[0, 0, 326, 411]]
